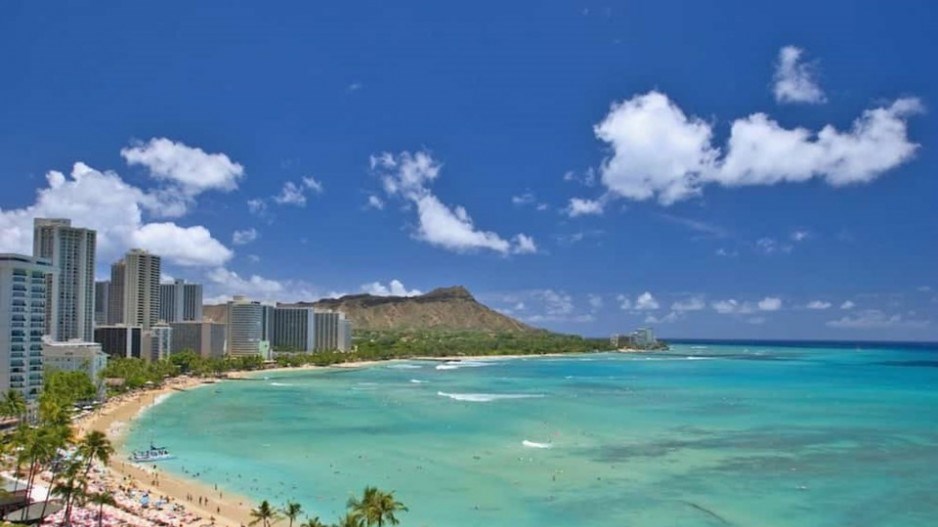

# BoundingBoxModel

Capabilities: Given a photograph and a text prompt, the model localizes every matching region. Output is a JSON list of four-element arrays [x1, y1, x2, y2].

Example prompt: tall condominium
[[109, 249, 161, 329], [170, 321, 226, 359], [94, 281, 109, 326], [94, 325, 143, 359], [226, 296, 267, 357], [272, 307, 315, 352], [0, 254, 54, 400], [314, 310, 352, 352], [33, 218, 96, 341], [145, 322, 172, 361], [159, 279, 203, 323]]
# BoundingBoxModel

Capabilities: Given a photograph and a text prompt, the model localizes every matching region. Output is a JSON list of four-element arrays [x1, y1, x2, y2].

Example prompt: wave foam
[[270, 382, 294, 387], [435, 360, 496, 371], [522, 440, 552, 449], [409, 379, 426, 384], [437, 391, 544, 402], [387, 364, 423, 370]]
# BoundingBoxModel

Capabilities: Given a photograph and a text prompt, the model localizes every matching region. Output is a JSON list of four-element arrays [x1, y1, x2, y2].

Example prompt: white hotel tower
[[0, 254, 54, 400], [33, 218, 96, 342]]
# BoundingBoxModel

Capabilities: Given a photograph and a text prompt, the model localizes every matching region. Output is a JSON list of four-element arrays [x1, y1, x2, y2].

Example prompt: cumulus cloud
[[0, 161, 232, 267], [758, 297, 782, 311], [273, 177, 324, 206], [371, 150, 536, 255], [645, 311, 680, 324], [594, 91, 718, 205], [361, 279, 422, 297], [841, 300, 856, 310], [806, 300, 832, 310], [590, 91, 922, 205], [826, 309, 929, 329], [773, 46, 826, 104], [588, 294, 604, 312], [121, 138, 244, 215], [366, 195, 385, 210], [232, 228, 258, 245], [617, 294, 632, 310], [565, 197, 606, 217], [634, 292, 660, 310]]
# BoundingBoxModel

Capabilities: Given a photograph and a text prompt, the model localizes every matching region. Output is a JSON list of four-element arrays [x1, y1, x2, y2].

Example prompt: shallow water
[[126, 343, 938, 526]]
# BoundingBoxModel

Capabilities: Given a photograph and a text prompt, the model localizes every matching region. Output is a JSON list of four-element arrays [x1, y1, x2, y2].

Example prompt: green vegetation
[[352, 329, 609, 358], [255, 487, 406, 527], [43, 370, 97, 404]]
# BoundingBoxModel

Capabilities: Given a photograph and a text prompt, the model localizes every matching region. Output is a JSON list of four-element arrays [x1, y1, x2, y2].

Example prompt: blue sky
[[2, 0, 936, 341]]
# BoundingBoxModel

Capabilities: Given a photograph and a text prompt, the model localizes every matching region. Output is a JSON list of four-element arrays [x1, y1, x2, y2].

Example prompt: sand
[[76, 378, 262, 527]]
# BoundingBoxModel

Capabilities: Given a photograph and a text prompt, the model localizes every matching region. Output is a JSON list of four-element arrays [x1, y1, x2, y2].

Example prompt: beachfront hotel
[[272, 306, 316, 352], [41, 338, 108, 398], [93, 324, 143, 359], [109, 249, 161, 329], [169, 320, 226, 358], [32, 218, 96, 342], [0, 254, 54, 400], [314, 310, 352, 352], [159, 279, 203, 323], [226, 296, 268, 357]]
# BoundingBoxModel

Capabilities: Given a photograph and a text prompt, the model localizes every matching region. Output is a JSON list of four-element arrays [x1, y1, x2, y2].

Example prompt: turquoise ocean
[[125, 342, 938, 526]]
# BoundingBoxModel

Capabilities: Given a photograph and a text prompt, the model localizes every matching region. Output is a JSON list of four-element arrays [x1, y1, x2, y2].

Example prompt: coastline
[[75, 377, 258, 527], [73, 351, 643, 526]]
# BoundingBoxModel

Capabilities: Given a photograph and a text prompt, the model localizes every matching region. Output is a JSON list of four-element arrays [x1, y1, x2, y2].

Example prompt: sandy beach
[[76, 378, 260, 527]]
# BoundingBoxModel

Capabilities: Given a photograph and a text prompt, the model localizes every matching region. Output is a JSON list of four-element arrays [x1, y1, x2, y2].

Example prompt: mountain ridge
[[203, 286, 538, 333]]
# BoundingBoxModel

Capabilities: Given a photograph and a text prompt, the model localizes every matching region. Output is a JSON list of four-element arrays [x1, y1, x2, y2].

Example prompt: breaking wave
[[437, 391, 544, 402]]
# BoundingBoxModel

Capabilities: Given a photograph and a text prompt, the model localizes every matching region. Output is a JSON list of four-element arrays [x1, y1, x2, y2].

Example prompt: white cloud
[[773, 46, 826, 104], [671, 296, 705, 311], [617, 294, 632, 310], [635, 292, 660, 310], [205, 267, 283, 301], [131, 223, 233, 267], [0, 161, 232, 268], [595, 91, 717, 205], [361, 279, 422, 297], [538, 289, 574, 316], [247, 199, 267, 216], [826, 309, 930, 329], [841, 300, 856, 310], [806, 300, 832, 310], [590, 91, 922, 205], [512, 193, 536, 206], [712, 297, 781, 315], [274, 177, 324, 206], [512, 234, 538, 254], [121, 138, 244, 215], [565, 197, 606, 217], [366, 195, 385, 210], [232, 228, 258, 245], [372, 150, 536, 255], [758, 297, 782, 311], [791, 230, 810, 242]]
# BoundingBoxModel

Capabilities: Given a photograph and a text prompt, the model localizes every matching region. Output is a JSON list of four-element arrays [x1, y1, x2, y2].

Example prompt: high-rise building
[[313, 310, 352, 352], [94, 281, 109, 326], [170, 321, 226, 358], [144, 323, 172, 361], [226, 296, 266, 357], [93, 325, 143, 359], [159, 279, 203, 323], [272, 307, 315, 352], [0, 254, 53, 400], [41, 338, 108, 399], [107, 261, 125, 324], [110, 249, 161, 329], [33, 218, 96, 341]]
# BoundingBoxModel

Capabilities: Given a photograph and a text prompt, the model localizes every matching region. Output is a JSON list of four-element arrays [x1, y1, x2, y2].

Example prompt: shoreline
[[76, 377, 259, 526], [74, 351, 646, 525]]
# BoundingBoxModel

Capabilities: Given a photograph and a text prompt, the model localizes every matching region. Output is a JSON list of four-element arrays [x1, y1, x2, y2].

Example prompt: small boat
[[129, 443, 175, 462]]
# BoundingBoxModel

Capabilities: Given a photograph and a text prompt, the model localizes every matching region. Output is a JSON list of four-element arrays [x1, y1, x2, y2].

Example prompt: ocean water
[[125, 343, 938, 526]]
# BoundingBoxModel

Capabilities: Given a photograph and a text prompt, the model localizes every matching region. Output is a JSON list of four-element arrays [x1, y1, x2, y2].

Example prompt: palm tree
[[0, 390, 27, 421], [86, 491, 117, 527], [300, 517, 328, 527], [334, 513, 362, 527], [283, 501, 303, 527], [60, 430, 114, 522], [250, 499, 282, 527], [347, 487, 407, 527]]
